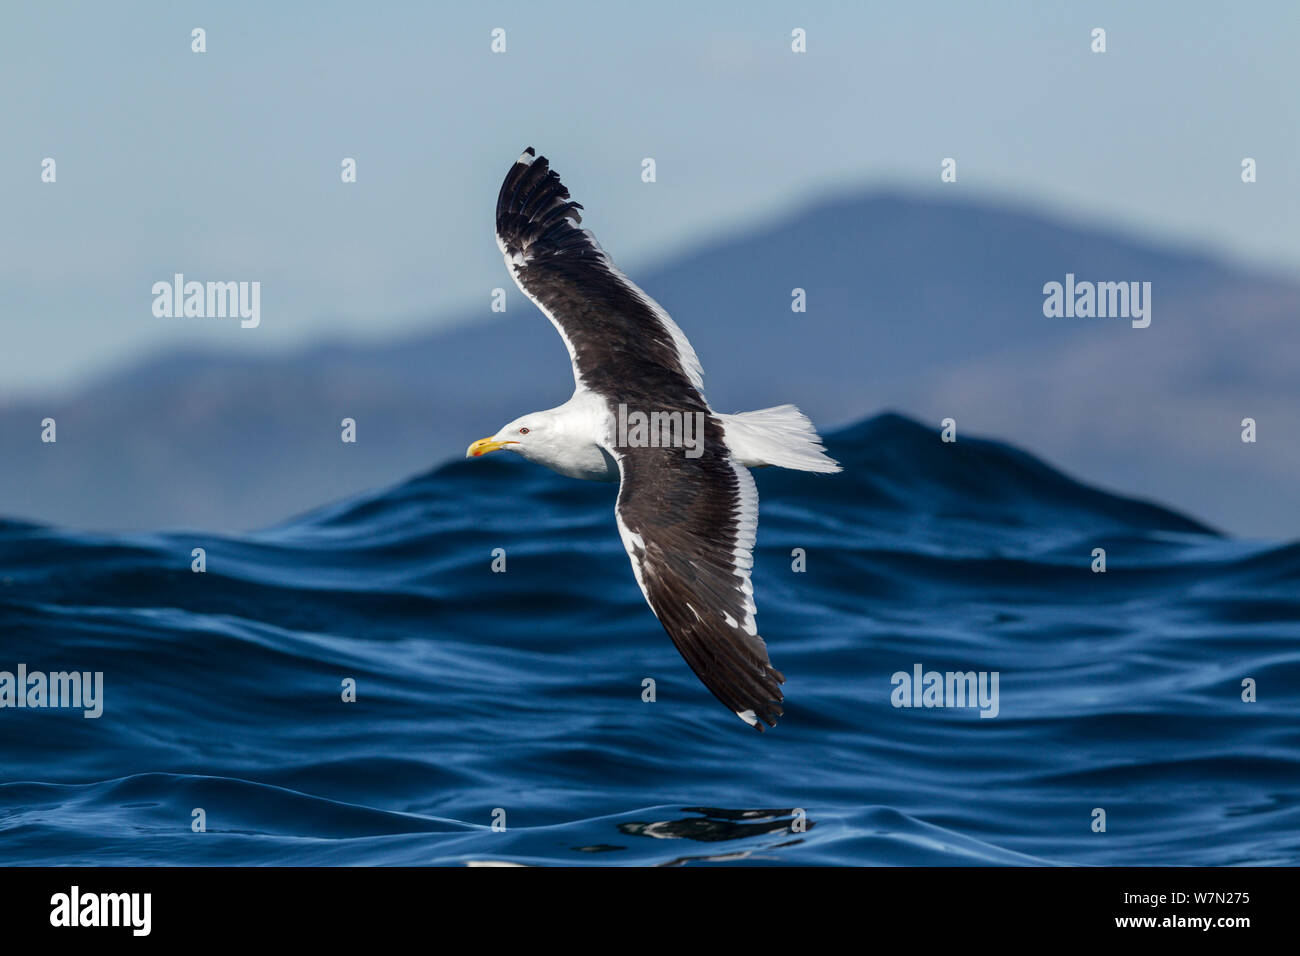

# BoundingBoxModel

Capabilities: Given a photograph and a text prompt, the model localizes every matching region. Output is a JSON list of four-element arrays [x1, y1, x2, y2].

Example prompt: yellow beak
[[466, 437, 518, 458]]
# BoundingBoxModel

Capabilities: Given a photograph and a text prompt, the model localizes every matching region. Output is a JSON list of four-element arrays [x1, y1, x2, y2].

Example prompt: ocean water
[[1, 413, 1297, 866]]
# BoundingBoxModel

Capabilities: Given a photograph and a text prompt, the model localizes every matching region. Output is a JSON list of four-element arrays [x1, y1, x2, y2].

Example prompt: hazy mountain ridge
[[1, 190, 1296, 534]]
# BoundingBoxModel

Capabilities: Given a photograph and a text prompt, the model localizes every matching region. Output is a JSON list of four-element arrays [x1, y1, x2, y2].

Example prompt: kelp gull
[[467, 148, 840, 730]]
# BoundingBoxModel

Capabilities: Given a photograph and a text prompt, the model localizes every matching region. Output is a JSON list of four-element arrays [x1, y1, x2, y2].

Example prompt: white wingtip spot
[[735, 709, 758, 727], [516, 149, 536, 166]]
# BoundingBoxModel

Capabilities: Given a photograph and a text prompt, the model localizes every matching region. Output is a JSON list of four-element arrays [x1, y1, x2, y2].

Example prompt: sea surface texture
[[1, 413, 1296, 865]]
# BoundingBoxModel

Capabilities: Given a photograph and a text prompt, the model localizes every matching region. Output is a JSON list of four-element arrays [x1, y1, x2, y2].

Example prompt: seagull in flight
[[467, 148, 840, 730]]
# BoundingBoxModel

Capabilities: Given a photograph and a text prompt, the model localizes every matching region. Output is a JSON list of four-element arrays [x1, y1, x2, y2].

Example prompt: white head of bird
[[466, 401, 619, 482]]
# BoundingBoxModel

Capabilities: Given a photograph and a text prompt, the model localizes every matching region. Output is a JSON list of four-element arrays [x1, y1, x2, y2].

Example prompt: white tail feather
[[718, 405, 841, 474]]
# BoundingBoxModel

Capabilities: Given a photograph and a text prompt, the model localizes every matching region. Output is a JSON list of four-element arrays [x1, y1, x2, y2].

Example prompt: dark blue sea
[[1, 413, 1297, 866]]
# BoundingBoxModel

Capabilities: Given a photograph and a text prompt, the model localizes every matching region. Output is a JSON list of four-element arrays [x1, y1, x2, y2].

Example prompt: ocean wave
[[1, 413, 1296, 865]]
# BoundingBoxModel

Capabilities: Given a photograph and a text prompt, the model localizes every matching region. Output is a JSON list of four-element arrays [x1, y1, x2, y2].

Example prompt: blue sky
[[2, 0, 1296, 393]]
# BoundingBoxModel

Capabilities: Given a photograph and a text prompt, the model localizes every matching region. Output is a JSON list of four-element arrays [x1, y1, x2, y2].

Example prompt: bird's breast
[[529, 440, 619, 482], [565, 443, 621, 482]]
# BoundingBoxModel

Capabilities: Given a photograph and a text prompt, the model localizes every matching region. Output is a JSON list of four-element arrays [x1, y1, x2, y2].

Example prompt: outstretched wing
[[495, 147, 704, 396], [613, 440, 785, 731], [496, 147, 784, 729]]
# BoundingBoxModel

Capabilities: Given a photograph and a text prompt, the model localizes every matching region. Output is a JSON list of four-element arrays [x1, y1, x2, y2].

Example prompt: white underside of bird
[[471, 391, 838, 483]]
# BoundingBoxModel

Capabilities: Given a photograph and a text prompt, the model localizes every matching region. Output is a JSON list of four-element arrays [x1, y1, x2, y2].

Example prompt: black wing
[[614, 444, 785, 731], [496, 147, 784, 729], [495, 147, 705, 399]]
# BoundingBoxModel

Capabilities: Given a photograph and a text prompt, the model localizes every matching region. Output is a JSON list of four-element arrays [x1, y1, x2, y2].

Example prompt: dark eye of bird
[[519, 427, 530, 434]]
